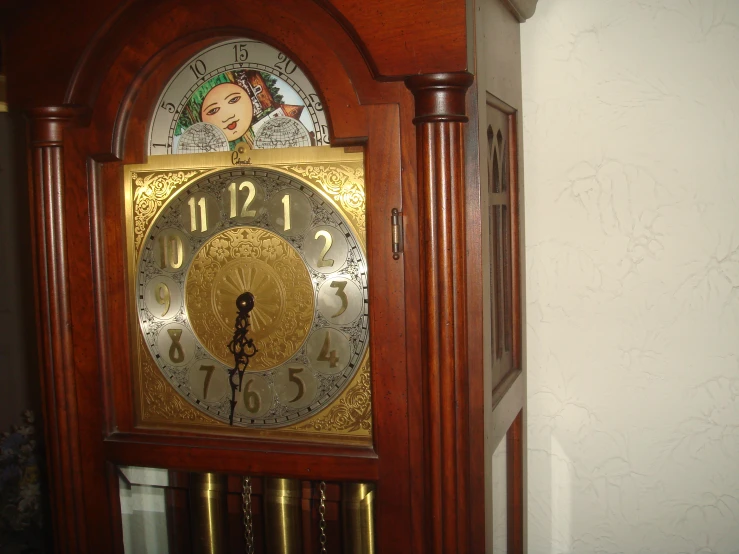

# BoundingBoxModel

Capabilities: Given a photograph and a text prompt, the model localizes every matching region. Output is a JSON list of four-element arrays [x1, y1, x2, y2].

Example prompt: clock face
[[134, 164, 369, 428], [148, 39, 329, 155]]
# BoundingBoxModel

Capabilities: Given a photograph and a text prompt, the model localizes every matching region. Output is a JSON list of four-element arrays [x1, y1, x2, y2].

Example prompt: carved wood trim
[[500, 0, 539, 22], [27, 105, 91, 554], [406, 72, 474, 554]]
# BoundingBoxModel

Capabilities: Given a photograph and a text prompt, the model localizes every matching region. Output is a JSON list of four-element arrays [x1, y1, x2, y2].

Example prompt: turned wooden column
[[405, 73, 474, 554], [27, 105, 90, 554]]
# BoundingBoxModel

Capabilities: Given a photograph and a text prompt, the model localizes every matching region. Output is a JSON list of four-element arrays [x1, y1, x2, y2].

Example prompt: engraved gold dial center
[[185, 227, 314, 370]]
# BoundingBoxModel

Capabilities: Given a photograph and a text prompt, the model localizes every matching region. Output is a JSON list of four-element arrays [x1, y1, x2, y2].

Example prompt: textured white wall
[[520, 1, 739, 552]]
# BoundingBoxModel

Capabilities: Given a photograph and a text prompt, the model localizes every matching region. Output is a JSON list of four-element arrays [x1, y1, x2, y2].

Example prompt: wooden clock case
[[1, 0, 536, 551]]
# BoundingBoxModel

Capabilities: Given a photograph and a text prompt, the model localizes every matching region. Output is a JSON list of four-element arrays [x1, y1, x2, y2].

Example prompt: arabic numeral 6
[[244, 380, 260, 413]]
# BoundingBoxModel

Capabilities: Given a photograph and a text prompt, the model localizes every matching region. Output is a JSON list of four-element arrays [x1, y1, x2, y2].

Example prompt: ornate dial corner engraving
[[140, 347, 213, 424], [289, 165, 366, 237], [293, 362, 372, 434], [133, 170, 204, 251]]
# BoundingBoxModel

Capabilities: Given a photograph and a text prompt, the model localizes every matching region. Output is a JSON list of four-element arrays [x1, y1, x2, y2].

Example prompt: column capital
[[405, 72, 474, 124], [26, 105, 90, 146]]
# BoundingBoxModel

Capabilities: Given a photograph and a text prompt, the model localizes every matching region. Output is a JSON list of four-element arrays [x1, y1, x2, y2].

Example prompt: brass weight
[[264, 477, 303, 553], [189, 472, 229, 554], [342, 483, 376, 554]]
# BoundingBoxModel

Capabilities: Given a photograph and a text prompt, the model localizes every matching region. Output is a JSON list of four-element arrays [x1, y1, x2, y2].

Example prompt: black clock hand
[[227, 292, 258, 425]]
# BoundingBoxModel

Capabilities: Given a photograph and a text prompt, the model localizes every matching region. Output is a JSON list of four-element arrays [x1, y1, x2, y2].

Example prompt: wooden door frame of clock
[[22, 5, 420, 553], [8, 0, 537, 552]]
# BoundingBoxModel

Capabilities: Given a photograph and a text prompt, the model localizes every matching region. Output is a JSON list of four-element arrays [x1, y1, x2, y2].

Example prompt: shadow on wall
[[528, 434, 573, 552]]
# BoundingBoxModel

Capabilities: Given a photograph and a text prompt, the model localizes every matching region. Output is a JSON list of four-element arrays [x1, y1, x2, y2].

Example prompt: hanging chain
[[242, 476, 254, 554], [319, 481, 328, 553]]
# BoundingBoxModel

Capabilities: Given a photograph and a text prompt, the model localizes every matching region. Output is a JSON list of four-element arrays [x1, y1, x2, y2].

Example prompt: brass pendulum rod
[[264, 477, 303, 554], [189, 472, 228, 554], [342, 483, 376, 554]]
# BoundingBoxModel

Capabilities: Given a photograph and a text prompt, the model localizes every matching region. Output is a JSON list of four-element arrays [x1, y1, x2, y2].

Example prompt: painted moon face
[[201, 83, 254, 142]]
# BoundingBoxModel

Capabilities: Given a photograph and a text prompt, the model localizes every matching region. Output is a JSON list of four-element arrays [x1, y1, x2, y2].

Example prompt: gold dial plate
[[126, 148, 371, 439], [186, 227, 315, 369]]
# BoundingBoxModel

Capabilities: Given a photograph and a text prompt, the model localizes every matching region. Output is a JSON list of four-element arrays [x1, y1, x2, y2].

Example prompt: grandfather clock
[[2, 0, 536, 551]]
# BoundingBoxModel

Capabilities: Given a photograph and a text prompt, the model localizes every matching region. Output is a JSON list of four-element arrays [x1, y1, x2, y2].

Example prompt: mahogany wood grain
[[107, 462, 126, 554], [27, 106, 91, 554], [364, 103, 413, 553], [166, 486, 193, 554], [323, 0, 467, 77], [104, 437, 380, 481], [406, 72, 474, 554], [464, 78, 488, 550], [2, 0, 469, 111], [507, 410, 524, 554]]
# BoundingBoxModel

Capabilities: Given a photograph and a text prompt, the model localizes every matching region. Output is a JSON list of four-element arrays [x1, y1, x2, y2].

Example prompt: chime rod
[[264, 477, 303, 553], [189, 472, 229, 554], [342, 482, 376, 554]]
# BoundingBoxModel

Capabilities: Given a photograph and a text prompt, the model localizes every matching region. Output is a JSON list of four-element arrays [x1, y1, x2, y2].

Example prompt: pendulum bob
[[264, 477, 303, 554], [341, 482, 376, 554], [189, 472, 229, 554]]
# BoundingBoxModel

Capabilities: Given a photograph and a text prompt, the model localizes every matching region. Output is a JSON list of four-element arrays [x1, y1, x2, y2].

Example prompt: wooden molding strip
[[27, 105, 91, 554], [406, 72, 474, 554]]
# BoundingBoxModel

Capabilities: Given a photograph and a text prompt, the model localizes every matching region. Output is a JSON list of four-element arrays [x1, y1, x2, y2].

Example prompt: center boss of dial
[[185, 227, 315, 371]]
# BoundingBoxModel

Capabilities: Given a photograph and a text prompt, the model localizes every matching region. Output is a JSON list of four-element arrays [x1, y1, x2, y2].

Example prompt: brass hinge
[[391, 208, 403, 260]]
